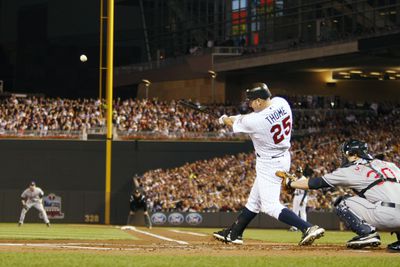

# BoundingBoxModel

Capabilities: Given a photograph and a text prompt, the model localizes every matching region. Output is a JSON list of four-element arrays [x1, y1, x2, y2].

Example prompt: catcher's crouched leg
[[334, 198, 380, 249]]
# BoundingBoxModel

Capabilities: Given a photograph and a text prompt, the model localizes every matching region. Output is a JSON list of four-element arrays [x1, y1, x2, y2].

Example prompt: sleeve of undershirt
[[308, 177, 333, 189]]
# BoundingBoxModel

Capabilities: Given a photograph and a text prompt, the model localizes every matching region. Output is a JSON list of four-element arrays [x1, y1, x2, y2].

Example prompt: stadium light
[[142, 79, 151, 99], [208, 70, 217, 103]]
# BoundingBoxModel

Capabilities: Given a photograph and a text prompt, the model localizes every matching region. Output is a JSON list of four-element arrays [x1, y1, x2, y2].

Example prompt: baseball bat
[[177, 100, 219, 118]]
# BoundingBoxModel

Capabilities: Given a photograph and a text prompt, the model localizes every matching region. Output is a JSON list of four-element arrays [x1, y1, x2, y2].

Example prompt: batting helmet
[[340, 139, 373, 160], [245, 83, 271, 101]]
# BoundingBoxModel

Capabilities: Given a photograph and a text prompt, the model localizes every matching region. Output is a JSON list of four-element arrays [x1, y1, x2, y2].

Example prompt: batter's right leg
[[257, 181, 324, 246]]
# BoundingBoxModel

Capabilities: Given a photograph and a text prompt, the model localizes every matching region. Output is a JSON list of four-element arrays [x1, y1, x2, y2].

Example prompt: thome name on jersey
[[233, 97, 292, 158]]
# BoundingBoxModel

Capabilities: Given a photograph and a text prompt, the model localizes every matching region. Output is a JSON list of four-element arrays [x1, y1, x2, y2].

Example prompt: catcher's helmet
[[245, 83, 271, 101], [340, 139, 373, 160]]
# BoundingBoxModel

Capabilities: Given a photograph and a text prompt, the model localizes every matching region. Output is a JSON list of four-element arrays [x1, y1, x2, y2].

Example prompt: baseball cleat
[[299, 225, 325, 246], [18, 222, 22, 227], [346, 232, 381, 249], [387, 241, 400, 252], [46, 223, 51, 227], [213, 229, 230, 242], [213, 229, 243, 245], [226, 233, 243, 245]]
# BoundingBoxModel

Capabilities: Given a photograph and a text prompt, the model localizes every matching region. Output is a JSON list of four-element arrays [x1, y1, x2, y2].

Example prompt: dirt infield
[[0, 227, 397, 257]]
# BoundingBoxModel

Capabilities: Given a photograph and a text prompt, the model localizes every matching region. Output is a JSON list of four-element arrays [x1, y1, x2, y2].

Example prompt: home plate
[[121, 226, 136, 230]]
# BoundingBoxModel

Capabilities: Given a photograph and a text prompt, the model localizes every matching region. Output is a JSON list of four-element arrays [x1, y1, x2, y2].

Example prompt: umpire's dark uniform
[[127, 189, 152, 229], [129, 192, 148, 212]]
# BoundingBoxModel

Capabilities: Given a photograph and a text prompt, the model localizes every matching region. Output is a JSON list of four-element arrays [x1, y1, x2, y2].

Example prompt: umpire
[[127, 189, 152, 229]]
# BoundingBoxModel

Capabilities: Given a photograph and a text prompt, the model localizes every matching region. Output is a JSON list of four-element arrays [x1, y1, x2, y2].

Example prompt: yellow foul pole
[[99, 0, 104, 101], [105, 0, 114, 225]]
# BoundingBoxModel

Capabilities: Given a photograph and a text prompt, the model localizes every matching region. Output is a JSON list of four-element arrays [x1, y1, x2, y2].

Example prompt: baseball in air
[[80, 54, 87, 62]]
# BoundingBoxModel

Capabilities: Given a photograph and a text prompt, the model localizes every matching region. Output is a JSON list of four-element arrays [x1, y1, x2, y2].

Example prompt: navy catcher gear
[[335, 198, 375, 236], [245, 83, 271, 101], [340, 139, 373, 160]]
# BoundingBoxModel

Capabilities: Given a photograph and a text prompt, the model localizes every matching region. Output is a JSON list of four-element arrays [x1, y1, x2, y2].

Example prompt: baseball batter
[[284, 140, 400, 251], [18, 181, 50, 226], [213, 83, 325, 245]]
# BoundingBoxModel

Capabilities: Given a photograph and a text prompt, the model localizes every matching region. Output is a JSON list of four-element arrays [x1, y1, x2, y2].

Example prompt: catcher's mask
[[340, 139, 373, 166], [245, 83, 271, 102]]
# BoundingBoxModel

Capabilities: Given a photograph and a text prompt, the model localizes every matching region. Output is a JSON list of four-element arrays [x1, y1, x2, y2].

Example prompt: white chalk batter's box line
[[0, 243, 140, 251], [121, 226, 189, 245], [169, 229, 208, 237]]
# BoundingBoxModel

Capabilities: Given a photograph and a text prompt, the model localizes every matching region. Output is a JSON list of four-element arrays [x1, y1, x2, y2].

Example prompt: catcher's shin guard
[[335, 200, 375, 236]]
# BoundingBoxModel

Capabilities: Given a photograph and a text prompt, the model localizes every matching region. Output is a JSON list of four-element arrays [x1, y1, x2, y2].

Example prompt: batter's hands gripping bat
[[177, 100, 219, 118], [275, 170, 297, 194]]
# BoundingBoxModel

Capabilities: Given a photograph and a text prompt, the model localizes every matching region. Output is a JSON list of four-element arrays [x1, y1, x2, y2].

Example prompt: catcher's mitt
[[275, 170, 297, 194]]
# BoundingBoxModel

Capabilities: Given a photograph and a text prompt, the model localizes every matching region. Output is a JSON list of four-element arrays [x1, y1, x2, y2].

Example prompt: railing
[[0, 129, 83, 140], [116, 130, 248, 141], [0, 127, 333, 141], [0, 108, 381, 140]]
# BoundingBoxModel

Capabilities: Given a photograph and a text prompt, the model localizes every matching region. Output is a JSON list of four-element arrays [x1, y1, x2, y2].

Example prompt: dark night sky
[[0, 0, 144, 98]]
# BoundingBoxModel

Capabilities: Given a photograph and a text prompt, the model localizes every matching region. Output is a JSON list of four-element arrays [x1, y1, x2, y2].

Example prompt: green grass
[[0, 225, 399, 267], [191, 227, 398, 246], [0, 223, 137, 240], [0, 253, 399, 267]]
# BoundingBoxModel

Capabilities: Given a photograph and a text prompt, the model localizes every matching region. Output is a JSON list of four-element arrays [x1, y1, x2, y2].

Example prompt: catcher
[[276, 139, 400, 252]]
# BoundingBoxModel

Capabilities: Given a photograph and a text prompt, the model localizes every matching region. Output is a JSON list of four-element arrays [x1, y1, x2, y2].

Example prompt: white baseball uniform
[[232, 97, 292, 218], [292, 189, 308, 221], [19, 187, 50, 224]]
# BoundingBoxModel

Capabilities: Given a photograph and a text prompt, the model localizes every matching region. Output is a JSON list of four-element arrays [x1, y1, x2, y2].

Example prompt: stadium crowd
[[1, 95, 399, 212], [139, 124, 399, 213], [0, 95, 397, 138]]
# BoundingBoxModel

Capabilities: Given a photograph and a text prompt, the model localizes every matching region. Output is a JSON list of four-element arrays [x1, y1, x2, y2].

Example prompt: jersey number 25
[[270, 115, 291, 144]]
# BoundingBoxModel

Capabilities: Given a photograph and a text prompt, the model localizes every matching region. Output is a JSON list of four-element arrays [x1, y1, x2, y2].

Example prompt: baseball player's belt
[[256, 152, 285, 159], [381, 202, 400, 209]]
